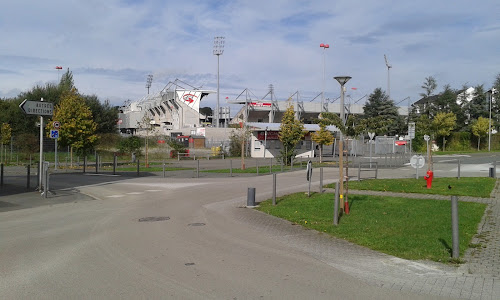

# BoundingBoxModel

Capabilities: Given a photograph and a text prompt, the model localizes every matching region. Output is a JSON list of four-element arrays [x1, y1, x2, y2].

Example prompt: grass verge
[[327, 177, 496, 198], [257, 192, 486, 263]]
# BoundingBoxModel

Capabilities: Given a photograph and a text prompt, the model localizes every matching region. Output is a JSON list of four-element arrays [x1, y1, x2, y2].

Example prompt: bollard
[[0, 163, 3, 187], [247, 187, 256, 207], [43, 161, 49, 198], [290, 159, 293, 171], [451, 196, 459, 259], [334, 182, 339, 225], [95, 153, 98, 174], [137, 159, 140, 177], [489, 167, 496, 178], [319, 167, 323, 193], [163, 161, 166, 178], [27, 164, 30, 190], [269, 158, 272, 174], [256, 159, 259, 176], [83, 156, 87, 173], [229, 159, 233, 177], [457, 159, 460, 179], [272, 173, 277, 206], [113, 154, 117, 175], [197, 160, 200, 178], [281, 161, 283, 172]]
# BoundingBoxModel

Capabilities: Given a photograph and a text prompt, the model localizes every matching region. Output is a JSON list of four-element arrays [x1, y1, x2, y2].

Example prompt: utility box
[[189, 136, 206, 148]]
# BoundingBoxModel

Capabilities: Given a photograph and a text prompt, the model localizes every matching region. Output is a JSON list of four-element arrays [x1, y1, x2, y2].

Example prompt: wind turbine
[[384, 54, 392, 101]]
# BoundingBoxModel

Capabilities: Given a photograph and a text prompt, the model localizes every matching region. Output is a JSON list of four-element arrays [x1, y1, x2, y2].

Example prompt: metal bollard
[[272, 173, 277, 206], [0, 163, 3, 187], [457, 159, 460, 179], [83, 156, 87, 173], [137, 159, 140, 177], [197, 160, 200, 178], [256, 159, 259, 176], [113, 154, 117, 175], [334, 182, 339, 225], [27, 164, 30, 190], [229, 159, 233, 177], [269, 158, 272, 174], [163, 162, 166, 178], [319, 167, 323, 193], [451, 196, 459, 259], [247, 187, 256, 207]]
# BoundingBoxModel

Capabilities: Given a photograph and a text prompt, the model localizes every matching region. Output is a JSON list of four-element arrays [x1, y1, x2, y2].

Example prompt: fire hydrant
[[424, 170, 433, 189]]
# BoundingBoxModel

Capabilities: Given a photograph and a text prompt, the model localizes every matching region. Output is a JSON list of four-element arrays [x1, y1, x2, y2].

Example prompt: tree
[[311, 122, 333, 163], [420, 76, 438, 98], [465, 85, 488, 121], [431, 112, 456, 151], [362, 88, 403, 135], [83, 95, 118, 134], [118, 136, 142, 159], [0, 122, 12, 163], [48, 88, 98, 164], [279, 104, 305, 165], [471, 117, 489, 150], [59, 68, 75, 92], [136, 113, 155, 167]]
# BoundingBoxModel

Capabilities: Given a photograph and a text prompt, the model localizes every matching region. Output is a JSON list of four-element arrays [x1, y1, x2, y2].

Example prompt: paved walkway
[[307, 182, 500, 299]]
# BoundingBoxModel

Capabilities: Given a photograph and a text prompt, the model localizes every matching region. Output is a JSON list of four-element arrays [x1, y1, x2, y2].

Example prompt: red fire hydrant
[[424, 170, 433, 189]]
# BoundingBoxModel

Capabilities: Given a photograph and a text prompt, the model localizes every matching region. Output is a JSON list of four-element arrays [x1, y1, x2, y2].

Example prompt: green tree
[[48, 88, 98, 164], [471, 117, 489, 150], [431, 112, 456, 151], [279, 104, 305, 165], [362, 88, 403, 135], [311, 122, 333, 163], [418, 76, 438, 117], [83, 95, 118, 134], [59, 68, 74, 92], [1, 122, 12, 163], [118, 136, 142, 160], [465, 85, 488, 121]]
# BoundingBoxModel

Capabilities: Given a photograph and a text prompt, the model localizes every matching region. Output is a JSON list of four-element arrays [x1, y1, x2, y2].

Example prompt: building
[[118, 79, 215, 135]]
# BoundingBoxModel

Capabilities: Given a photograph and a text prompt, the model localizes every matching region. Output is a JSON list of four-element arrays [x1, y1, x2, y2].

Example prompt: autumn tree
[[279, 104, 305, 165], [431, 112, 456, 151], [311, 122, 333, 163], [471, 117, 489, 150], [48, 88, 98, 164]]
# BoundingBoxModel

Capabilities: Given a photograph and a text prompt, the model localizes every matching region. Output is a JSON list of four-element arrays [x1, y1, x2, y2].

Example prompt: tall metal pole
[[320, 43, 329, 112], [334, 76, 351, 211], [39, 98, 44, 190], [213, 36, 225, 128], [489, 90, 492, 152]]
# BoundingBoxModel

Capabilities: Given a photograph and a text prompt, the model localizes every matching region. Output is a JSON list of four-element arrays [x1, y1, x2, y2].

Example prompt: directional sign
[[50, 130, 59, 139], [19, 100, 53, 116]]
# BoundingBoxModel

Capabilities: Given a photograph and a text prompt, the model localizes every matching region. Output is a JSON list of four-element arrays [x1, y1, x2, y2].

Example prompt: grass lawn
[[257, 192, 486, 263], [327, 177, 496, 198]]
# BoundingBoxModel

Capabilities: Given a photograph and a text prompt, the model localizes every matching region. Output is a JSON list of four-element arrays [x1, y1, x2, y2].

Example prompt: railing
[[357, 162, 378, 181]]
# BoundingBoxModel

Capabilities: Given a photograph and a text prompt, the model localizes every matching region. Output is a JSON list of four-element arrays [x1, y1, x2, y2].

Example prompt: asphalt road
[[0, 168, 443, 299]]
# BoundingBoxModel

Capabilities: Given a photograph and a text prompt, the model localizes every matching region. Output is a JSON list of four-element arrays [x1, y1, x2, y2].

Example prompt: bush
[[118, 136, 142, 156]]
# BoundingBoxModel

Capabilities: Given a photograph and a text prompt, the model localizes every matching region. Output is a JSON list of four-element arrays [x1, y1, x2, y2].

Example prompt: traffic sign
[[410, 155, 425, 169], [19, 99, 53, 116], [50, 130, 59, 139], [408, 122, 415, 139], [53, 121, 60, 129], [368, 132, 375, 140], [424, 135, 430, 141]]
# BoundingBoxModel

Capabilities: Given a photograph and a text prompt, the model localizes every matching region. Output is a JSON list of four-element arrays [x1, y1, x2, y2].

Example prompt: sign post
[[424, 134, 431, 171], [19, 98, 53, 193], [410, 155, 425, 179], [368, 132, 375, 168], [306, 160, 313, 197], [408, 122, 415, 158]]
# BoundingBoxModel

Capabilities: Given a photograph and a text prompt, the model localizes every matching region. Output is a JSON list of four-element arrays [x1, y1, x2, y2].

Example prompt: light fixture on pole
[[320, 43, 329, 112], [384, 54, 392, 100], [213, 36, 225, 128], [334, 76, 351, 213], [488, 88, 498, 151], [146, 74, 153, 94]]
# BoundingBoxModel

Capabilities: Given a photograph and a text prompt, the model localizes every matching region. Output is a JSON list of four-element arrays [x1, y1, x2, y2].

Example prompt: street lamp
[[213, 36, 225, 128], [334, 76, 351, 213], [488, 88, 498, 151], [320, 43, 329, 112]]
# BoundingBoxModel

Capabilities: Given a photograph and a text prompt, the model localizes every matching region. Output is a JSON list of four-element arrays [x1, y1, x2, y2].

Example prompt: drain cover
[[138, 216, 170, 222], [188, 223, 206, 226]]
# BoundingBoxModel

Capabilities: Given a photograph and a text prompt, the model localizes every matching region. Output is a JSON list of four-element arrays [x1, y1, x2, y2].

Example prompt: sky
[[1, 0, 499, 115]]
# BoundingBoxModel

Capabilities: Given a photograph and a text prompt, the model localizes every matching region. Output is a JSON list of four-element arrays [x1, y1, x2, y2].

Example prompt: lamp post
[[334, 76, 351, 212], [264, 126, 268, 159], [488, 88, 498, 151], [213, 36, 225, 128], [320, 43, 329, 112]]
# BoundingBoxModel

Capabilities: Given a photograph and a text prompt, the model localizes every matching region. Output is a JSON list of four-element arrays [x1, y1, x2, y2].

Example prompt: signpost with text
[[19, 98, 53, 193]]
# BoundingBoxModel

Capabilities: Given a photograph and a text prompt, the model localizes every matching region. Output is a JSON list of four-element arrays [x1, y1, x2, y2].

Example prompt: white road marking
[[106, 195, 125, 198]]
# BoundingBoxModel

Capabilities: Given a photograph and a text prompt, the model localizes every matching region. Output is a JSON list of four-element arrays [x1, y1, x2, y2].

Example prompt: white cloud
[[0, 0, 499, 112]]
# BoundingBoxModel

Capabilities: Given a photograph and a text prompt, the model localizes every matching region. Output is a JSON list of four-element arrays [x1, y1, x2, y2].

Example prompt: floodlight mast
[[384, 54, 392, 100], [213, 36, 225, 128], [146, 74, 153, 94], [320, 43, 330, 112]]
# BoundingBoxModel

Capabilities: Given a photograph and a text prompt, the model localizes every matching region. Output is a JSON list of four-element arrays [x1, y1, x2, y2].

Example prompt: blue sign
[[50, 130, 59, 139]]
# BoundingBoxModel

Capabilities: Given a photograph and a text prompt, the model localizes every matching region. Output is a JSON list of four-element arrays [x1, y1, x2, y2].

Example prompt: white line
[[126, 192, 143, 195], [106, 195, 125, 198]]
